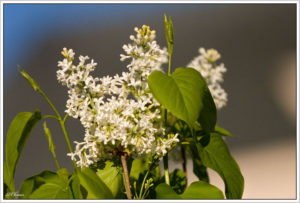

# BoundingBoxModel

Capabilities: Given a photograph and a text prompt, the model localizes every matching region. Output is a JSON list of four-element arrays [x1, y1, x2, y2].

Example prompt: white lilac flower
[[187, 48, 228, 109], [57, 25, 178, 168]]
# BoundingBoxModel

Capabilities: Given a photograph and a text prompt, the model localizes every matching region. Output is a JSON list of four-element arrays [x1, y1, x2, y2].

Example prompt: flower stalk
[[121, 154, 132, 199]]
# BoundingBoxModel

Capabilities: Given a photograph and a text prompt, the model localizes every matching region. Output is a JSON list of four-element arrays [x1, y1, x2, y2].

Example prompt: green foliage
[[181, 181, 224, 199], [169, 169, 187, 194], [4, 110, 41, 194], [70, 174, 84, 199], [18, 67, 40, 91], [43, 121, 60, 169], [57, 168, 70, 182], [192, 159, 210, 183], [29, 183, 72, 199], [43, 122, 56, 155], [215, 125, 233, 136], [130, 158, 150, 181], [196, 133, 244, 199], [155, 183, 180, 199], [155, 181, 224, 199], [148, 67, 216, 129], [77, 167, 113, 199], [96, 161, 123, 198], [19, 170, 72, 199]]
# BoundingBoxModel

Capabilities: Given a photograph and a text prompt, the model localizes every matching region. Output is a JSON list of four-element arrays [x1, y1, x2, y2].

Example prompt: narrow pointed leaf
[[18, 67, 40, 91], [43, 122, 56, 155], [215, 125, 232, 137]]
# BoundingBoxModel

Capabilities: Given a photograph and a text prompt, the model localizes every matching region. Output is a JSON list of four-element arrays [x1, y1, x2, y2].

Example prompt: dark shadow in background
[[3, 4, 296, 190]]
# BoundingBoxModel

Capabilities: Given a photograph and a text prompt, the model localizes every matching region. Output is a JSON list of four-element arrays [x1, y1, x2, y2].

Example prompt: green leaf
[[18, 67, 40, 91], [19, 178, 35, 199], [96, 161, 122, 198], [77, 167, 113, 199], [192, 159, 210, 183], [155, 183, 181, 199], [3, 161, 14, 195], [5, 110, 42, 193], [197, 87, 217, 132], [43, 122, 56, 155], [130, 158, 150, 181], [57, 168, 70, 182], [19, 170, 72, 199], [196, 133, 244, 199], [181, 181, 224, 199], [215, 125, 232, 137], [70, 174, 83, 199], [29, 183, 72, 199], [148, 67, 216, 129], [169, 169, 187, 194], [187, 144, 210, 183]]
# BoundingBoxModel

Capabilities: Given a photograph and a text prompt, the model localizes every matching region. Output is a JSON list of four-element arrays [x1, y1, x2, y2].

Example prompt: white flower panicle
[[57, 25, 178, 168], [187, 48, 228, 109]]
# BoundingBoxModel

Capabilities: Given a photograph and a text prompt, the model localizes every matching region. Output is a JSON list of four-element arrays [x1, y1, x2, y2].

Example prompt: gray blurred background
[[3, 4, 297, 199]]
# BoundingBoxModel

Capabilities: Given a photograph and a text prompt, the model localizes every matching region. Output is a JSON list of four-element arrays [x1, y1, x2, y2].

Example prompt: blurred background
[[2, 3, 297, 199]]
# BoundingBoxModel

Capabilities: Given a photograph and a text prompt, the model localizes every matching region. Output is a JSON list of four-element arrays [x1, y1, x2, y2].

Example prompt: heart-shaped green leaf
[[4, 110, 41, 193], [148, 67, 216, 130], [196, 133, 244, 199]]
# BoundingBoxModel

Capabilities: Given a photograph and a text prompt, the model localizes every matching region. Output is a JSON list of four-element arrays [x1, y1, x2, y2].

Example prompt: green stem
[[139, 170, 150, 199], [59, 121, 74, 158], [168, 54, 172, 75], [52, 151, 61, 170], [163, 155, 170, 185], [42, 115, 59, 121], [39, 90, 77, 168], [63, 113, 69, 124], [163, 64, 171, 185], [39, 90, 61, 119], [181, 145, 187, 180]]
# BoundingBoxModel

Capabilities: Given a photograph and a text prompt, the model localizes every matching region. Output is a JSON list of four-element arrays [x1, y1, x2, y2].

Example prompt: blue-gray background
[[2, 4, 297, 197]]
